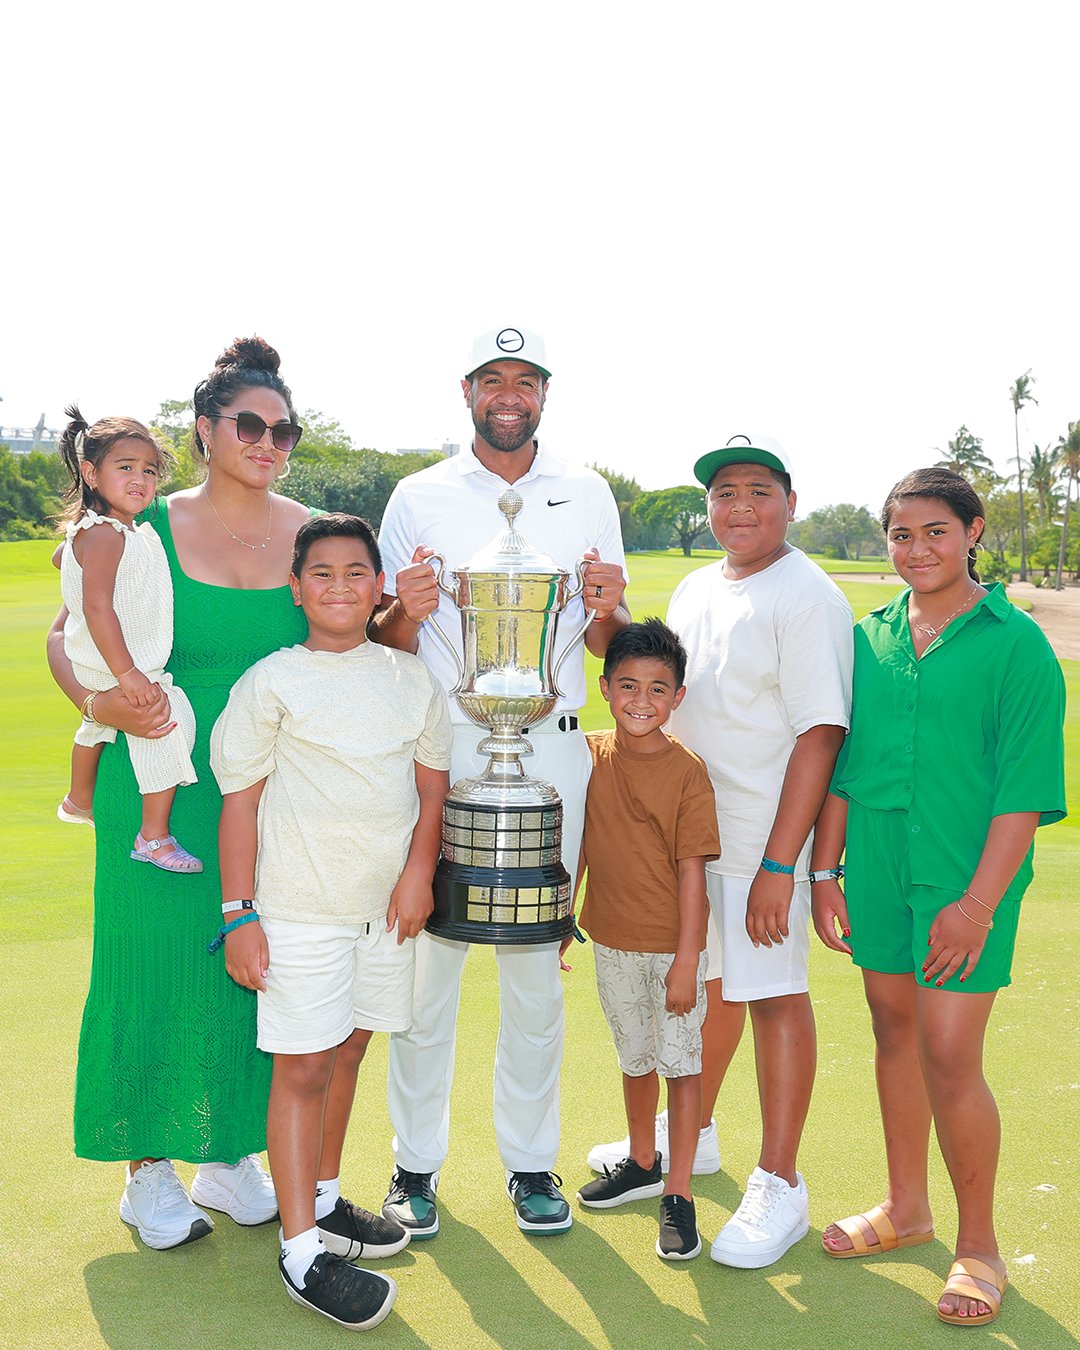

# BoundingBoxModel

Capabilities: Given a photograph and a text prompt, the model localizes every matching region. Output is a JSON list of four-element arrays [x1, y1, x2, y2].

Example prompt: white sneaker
[[119, 1160, 214, 1250], [587, 1109, 721, 1176], [190, 1155, 278, 1225], [709, 1167, 809, 1268]]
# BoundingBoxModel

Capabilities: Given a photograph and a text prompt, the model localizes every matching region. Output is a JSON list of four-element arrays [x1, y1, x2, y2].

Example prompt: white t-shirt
[[378, 441, 626, 720], [667, 549, 853, 880], [210, 642, 453, 925]]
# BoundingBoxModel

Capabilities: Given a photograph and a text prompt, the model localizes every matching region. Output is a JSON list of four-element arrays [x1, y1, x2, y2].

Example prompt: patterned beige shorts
[[593, 943, 707, 1079]]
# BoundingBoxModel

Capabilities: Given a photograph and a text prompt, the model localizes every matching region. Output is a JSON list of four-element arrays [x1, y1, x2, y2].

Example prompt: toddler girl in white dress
[[55, 406, 201, 872]]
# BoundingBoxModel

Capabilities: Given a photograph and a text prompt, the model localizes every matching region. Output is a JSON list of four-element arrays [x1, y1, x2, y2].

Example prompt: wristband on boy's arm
[[809, 866, 844, 883], [208, 912, 259, 954], [760, 856, 795, 875], [221, 899, 256, 914]]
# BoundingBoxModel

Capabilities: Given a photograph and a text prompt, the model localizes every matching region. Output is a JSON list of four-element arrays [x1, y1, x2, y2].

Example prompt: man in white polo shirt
[[373, 326, 629, 1238]]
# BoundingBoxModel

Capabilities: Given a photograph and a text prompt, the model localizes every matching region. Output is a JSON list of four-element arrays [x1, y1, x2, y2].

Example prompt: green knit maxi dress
[[73, 498, 308, 1163]]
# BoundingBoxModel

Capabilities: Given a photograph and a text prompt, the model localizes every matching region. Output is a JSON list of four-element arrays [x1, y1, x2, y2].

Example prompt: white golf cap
[[465, 327, 551, 380], [694, 434, 794, 487]]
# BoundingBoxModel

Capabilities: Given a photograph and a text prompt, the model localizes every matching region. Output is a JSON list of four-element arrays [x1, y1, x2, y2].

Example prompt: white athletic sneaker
[[119, 1160, 214, 1250], [709, 1167, 809, 1268], [587, 1109, 721, 1176], [191, 1155, 278, 1225]]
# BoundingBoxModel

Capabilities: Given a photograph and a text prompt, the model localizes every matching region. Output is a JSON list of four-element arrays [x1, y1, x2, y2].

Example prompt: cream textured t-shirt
[[211, 641, 453, 925]]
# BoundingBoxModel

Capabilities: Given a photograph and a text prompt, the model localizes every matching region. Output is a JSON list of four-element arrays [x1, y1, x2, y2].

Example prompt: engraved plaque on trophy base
[[427, 796, 574, 945]]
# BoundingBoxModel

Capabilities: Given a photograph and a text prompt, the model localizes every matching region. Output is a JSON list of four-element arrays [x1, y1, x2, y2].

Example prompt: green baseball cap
[[694, 434, 793, 488]]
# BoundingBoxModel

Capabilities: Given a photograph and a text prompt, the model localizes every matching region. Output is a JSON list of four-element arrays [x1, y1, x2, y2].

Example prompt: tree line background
[[3, 376, 1078, 587]]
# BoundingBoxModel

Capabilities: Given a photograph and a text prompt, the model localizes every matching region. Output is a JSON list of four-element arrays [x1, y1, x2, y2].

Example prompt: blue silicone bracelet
[[760, 856, 795, 875], [208, 911, 259, 954]]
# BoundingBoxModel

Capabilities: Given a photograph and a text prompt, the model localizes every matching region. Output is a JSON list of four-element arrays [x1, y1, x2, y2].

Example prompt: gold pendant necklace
[[909, 585, 979, 638], [203, 490, 273, 551]]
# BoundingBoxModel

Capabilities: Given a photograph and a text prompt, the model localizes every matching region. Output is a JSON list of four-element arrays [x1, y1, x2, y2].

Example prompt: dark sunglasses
[[215, 411, 303, 453]]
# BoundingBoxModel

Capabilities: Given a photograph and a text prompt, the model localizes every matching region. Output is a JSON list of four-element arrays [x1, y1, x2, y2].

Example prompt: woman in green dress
[[48, 337, 311, 1250]]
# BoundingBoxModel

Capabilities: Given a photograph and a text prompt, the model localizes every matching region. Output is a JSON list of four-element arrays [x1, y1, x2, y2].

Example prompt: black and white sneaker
[[318, 1196, 411, 1260], [506, 1171, 572, 1233], [279, 1250, 397, 1330], [577, 1153, 665, 1209], [382, 1168, 439, 1239], [657, 1194, 702, 1260]]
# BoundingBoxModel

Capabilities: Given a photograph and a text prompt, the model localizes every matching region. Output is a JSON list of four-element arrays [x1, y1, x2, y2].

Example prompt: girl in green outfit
[[48, 338, 310, 1250], [810, 468, 1065, 1329]]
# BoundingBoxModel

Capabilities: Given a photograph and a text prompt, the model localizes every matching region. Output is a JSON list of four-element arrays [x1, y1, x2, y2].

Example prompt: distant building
[[1, 417, 62, 455]]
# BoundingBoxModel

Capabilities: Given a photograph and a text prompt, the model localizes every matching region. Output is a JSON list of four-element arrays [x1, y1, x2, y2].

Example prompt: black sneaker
[[318, 1196, 411, 1260], [506, 1171, 572, 1233], [657, 1194, 702, 1260], [382, 1168, 439, 1239], [279, 1250, 397, 1329], [577, 1152, 665, 1209]]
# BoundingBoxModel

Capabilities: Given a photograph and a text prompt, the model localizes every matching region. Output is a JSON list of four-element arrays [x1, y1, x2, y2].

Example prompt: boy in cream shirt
[[211, 513, 451, 1332]]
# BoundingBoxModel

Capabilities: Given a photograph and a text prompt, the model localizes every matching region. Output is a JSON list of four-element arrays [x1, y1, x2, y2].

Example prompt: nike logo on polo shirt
[[547, 499, 571, 507]]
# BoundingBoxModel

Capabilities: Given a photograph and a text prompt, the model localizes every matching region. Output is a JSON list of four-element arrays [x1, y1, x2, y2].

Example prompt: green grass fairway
[[2, 541, 1077, 1348]]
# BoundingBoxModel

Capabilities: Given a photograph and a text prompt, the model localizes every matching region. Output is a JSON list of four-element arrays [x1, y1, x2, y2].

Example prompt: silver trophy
[[423, 490, 592, 944]]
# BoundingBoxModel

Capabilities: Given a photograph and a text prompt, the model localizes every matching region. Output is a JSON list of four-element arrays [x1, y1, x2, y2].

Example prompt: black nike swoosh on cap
[[547, 499, 571, 507]]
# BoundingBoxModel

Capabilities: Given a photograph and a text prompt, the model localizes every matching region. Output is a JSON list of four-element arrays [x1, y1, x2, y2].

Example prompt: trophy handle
[[428, 552, 458, 601], [421, 552, 464, 682], [552, 554, 599, 692], [552, 608, 596, 693], [565, 556, 590, 603]]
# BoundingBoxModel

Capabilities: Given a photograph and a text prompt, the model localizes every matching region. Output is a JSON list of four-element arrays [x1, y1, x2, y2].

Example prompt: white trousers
[[387, 721, 591, 1174]]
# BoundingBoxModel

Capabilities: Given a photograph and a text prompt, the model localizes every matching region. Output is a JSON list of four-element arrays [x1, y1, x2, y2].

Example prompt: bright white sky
[[3, 2, 1076, 516]]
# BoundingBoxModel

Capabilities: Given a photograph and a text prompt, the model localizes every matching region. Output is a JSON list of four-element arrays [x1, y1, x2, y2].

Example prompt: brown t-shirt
[[580, 730, 720, 954]]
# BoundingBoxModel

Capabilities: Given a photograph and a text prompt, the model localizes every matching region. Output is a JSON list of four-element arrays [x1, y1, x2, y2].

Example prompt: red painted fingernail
[[959, 976, 966, 983], [842, 929, 850, 937]]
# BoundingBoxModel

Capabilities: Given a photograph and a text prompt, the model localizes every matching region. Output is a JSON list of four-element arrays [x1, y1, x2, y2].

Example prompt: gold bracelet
[[82, 692, 100, 725], [964, 888, 995, 914], [957, 901, 993, 930]]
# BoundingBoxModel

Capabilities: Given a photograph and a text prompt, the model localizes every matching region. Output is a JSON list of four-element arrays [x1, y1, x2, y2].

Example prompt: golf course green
[[2, 542, 1075, 1348]]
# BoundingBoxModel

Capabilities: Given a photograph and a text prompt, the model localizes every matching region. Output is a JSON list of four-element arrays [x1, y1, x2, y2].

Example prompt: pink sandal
[[130, 833, 203, 873], [58, 796, 95, 827]]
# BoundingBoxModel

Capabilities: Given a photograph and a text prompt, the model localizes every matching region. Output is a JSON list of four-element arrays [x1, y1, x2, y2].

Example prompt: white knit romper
[[61, 510, 197, 794]]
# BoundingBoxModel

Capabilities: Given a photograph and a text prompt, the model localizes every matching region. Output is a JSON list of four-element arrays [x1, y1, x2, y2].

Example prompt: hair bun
[[215, 335, 281, 375]]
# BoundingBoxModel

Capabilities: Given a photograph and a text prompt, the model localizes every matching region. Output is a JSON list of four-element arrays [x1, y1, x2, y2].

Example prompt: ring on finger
[[596, 585, 603, 597]]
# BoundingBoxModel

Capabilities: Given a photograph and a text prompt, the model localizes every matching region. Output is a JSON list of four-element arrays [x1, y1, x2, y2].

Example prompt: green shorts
[[844, 804, 1020, 993]]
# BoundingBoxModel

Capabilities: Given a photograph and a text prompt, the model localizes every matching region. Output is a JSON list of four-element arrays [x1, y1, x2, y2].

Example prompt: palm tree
[[1027, 444, 1057, 529], [1010, 371, 1038, 580], [1053, 421, 1080, 590], [934, 426, 996, 479]]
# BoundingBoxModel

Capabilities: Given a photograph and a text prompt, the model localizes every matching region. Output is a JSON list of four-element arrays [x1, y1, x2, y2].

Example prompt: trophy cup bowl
[[422, 490, 592, 944]]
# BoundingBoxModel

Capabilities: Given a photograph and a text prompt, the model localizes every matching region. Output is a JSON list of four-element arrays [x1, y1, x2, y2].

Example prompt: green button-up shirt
[[832, 583, 1066, 901]]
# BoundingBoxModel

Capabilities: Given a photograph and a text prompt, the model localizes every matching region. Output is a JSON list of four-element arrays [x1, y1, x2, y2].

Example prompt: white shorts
[[703, 909, 721, 981], [705, 872, 811, 1002], [594, 943, 708, 1079], [257, 916, 416, 1054]]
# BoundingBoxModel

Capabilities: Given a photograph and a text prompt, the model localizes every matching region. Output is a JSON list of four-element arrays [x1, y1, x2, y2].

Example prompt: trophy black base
[[427, 859, 574, 946]]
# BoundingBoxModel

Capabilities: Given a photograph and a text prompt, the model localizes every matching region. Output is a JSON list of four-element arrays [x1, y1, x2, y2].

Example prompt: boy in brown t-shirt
[[574, 619, 720, 1260]]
